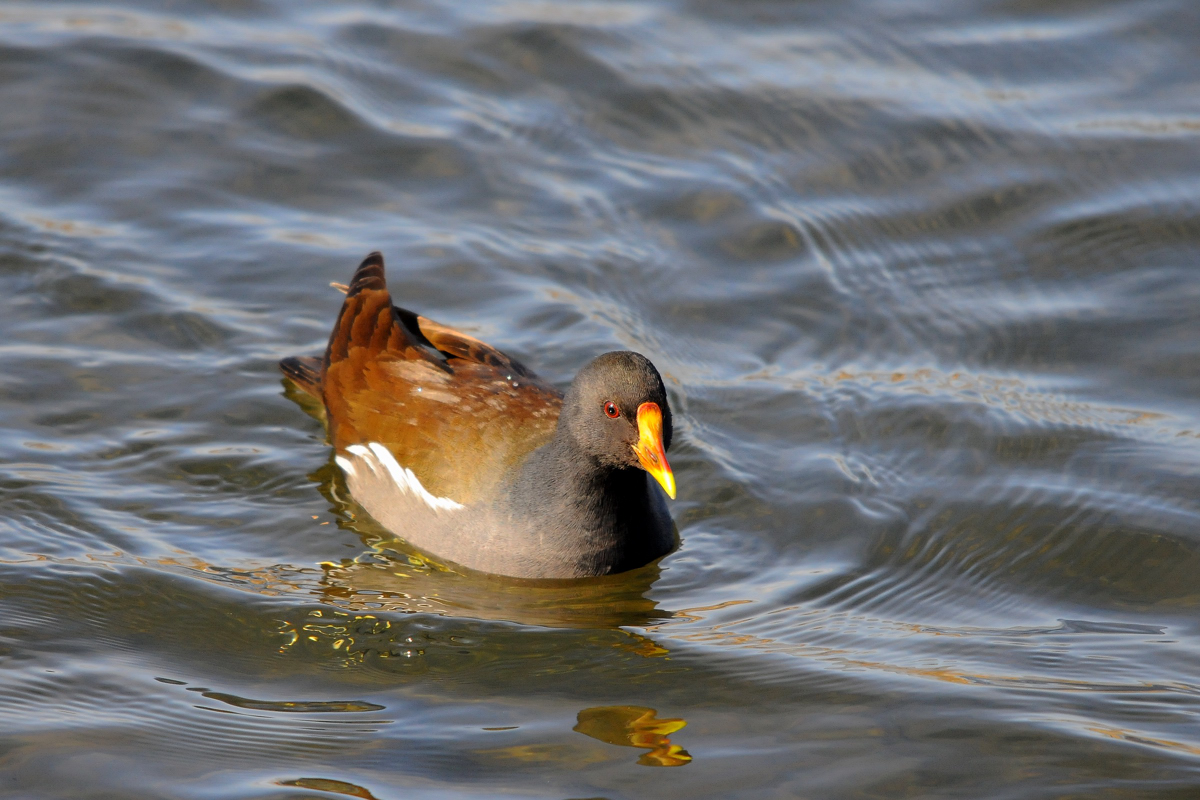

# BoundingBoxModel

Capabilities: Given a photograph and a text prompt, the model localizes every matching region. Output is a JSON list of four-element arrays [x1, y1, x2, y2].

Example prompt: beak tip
[[654, 471, 676, 500]]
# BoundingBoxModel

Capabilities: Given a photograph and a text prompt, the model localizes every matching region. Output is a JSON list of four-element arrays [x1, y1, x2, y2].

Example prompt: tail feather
[[279, 355, 323, 397], [346, 251, 386, 296], [323, 251, 442, 368]]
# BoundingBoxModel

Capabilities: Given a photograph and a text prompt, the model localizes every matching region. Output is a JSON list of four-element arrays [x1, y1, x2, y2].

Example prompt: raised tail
[[278, 250, 396, 398], [281, 250, 479, 399], [323, 251, 444, 368]]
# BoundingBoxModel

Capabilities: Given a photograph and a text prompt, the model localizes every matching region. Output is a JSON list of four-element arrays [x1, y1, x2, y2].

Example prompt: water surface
[[2, 1, 1200, 797]]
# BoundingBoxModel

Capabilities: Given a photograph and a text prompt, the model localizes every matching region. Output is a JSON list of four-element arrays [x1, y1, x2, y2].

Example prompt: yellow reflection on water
[[1087, 724, 1200, 757], [574, 706, 692, 767], [278, 778, 379, 799]]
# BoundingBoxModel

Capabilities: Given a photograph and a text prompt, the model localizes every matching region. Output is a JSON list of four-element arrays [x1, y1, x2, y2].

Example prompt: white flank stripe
[[367, 442, 465, 512], [336, 442, 464, 512], [346, 444, 378, 475]]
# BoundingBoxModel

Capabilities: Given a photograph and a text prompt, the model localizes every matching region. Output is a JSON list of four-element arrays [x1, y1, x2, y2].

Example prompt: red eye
[[604, 401, 620, 419]]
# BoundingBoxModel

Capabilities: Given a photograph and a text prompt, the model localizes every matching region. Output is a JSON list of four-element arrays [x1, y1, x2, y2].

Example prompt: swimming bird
[[280, 252, 677, 578]]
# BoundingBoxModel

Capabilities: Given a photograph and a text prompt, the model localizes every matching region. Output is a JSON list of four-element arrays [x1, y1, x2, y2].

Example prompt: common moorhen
[[281, 252, 677, 578]]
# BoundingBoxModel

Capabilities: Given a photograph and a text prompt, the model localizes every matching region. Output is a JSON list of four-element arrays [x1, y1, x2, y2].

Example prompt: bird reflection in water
[[573, 706, 692, 767], [316, 547, 671, 631]]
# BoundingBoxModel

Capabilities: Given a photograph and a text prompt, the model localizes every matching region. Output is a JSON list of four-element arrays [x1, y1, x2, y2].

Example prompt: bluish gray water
[[2, 1, 1200, 798]]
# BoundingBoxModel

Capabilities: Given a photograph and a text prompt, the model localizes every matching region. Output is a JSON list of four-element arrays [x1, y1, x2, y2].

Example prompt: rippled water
[[3, 1, 1200, 797]]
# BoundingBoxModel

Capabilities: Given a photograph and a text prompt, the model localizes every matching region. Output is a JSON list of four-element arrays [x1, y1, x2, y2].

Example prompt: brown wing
[[318, 252, 562, 505]]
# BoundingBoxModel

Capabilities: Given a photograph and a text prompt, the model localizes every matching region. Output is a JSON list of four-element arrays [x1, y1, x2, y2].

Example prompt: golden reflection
[[669, 599, 754, 622], [23, 213, 115, 238], [278, 778, 379, 799], [200, 691, 384, 713], [276, 605, 670, 666], [1087, 724, 1200, 757], [574, 706, 692, 767]]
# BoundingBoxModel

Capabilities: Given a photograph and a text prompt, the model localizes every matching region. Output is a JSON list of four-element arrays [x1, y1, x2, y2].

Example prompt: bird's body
[[281, 252, 677, 578]]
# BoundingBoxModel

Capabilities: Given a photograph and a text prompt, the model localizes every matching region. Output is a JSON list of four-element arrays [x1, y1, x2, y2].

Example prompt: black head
[[558, 352, 674, 494]]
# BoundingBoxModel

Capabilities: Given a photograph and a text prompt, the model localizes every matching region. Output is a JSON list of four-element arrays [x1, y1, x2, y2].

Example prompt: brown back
[[317, 253, 562, 505]]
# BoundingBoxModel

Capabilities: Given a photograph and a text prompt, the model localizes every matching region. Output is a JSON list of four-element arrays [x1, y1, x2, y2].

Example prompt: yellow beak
[[632, 402, 676, 500]]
